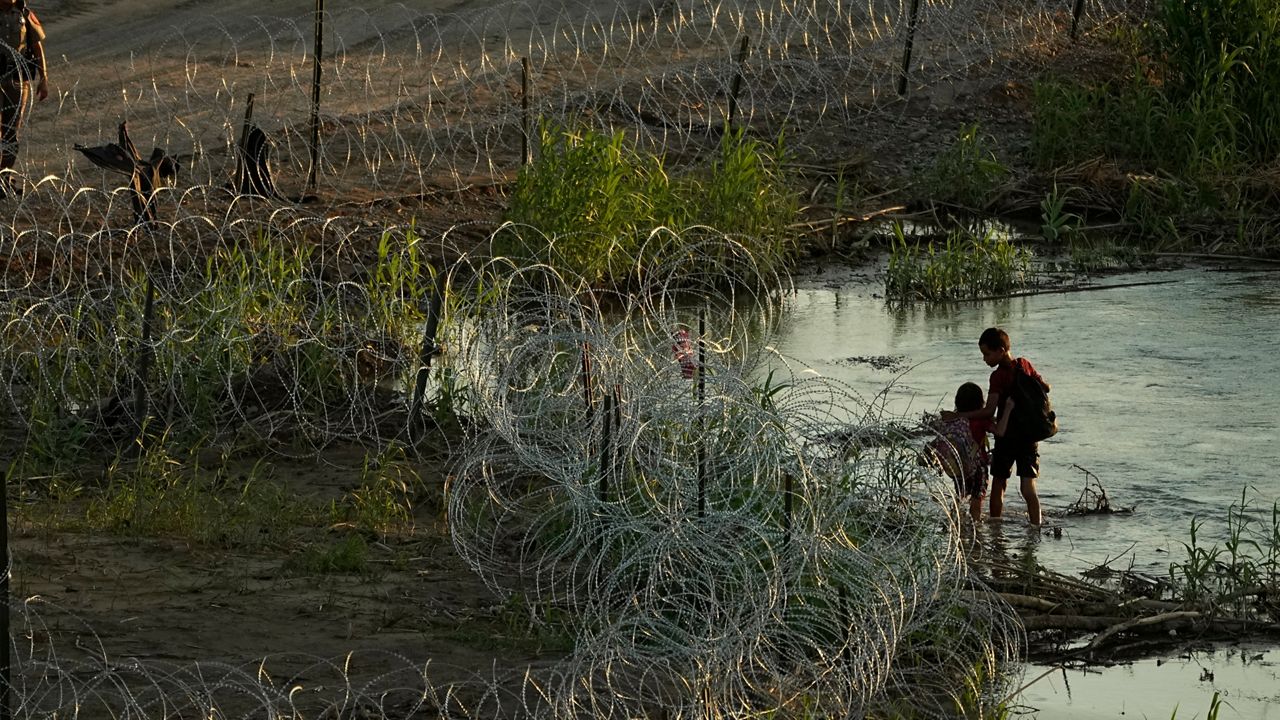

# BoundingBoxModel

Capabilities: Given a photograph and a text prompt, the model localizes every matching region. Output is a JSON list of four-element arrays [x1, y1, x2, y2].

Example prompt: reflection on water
[[1021, 645, 1280, 719], [772, 267, 1280, 578]]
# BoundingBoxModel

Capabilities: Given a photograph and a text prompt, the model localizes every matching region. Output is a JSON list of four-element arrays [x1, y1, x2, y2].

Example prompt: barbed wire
[[19, 0, 1135, 194]]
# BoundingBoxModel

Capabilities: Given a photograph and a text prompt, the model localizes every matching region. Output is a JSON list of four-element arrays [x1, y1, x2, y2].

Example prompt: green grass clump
[[3, 224, 449, 467], [287, 533, 371, 575], [337, 442, 423, 537], [80, 442, 318, 547], [497, 122, 798, 286], [919, 125, 1010, 210], [885, 224, 1034, 302]]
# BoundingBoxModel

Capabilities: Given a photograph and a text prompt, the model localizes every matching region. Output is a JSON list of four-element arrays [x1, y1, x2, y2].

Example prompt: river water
[[772, 265, 1280, 718]]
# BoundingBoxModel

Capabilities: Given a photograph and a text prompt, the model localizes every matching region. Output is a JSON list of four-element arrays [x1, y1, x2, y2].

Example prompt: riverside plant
[[919, 124, 1010, 210], [1168, 487, 1280, 612], [497, 121, 798, 287], [1038, 183, 1081, 243], [885, 223, 1034, 302], [79, 437, 319, 548]]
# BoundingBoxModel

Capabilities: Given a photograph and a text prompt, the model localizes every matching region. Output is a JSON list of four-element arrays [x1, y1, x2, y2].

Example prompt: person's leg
[[1015, 443, 1042, 525], [0, 76, 26, 194], [0, 78, 23, 168], [968, 468, 987, 523], [1020, 475, 1042, 525], [988, 442, 1014, 519], [989, 475, 1007, 518]]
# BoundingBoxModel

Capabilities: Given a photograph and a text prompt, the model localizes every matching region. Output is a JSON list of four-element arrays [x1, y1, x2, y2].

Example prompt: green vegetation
[[885, 223, 1034, 301], [286, 533, 372, 575], [919, 124, 1010, 210], [497, 122, 799, 286], [10, 440, 442, 581], [1170, 692, 1223, 720], [1168, 488, 1280, 610], [1, 226, 478, 475], [1030, 0, 1280, 251]]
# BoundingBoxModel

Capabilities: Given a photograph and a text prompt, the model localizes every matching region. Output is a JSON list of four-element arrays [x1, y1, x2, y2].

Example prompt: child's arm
[[942, 391, 1000, 422], [994, 398, 1015, 437]]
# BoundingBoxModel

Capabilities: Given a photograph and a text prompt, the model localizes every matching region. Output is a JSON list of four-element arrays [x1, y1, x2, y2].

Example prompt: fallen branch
[[1083, 610, 1203, 655], [1022, 614, 1128, 632], [940, 279, 1177, 304]]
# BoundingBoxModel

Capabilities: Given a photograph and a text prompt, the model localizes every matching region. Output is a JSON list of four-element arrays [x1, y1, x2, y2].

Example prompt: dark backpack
[[1005, 361, 1058, 442]]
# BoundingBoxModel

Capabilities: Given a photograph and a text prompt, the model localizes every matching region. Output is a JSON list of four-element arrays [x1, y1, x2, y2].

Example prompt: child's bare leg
[[1020, 475, 1042, 525], [989, 477, 1007, 518], [969, 495, 983, 523]]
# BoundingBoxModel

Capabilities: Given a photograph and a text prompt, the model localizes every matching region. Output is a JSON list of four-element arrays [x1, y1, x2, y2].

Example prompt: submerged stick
[[1084, 611, 1203, 655]]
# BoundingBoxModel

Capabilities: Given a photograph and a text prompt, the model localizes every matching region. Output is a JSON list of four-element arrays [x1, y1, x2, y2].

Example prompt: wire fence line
[[0, 0, 1141, 455], [24, 0, 1130, 196]]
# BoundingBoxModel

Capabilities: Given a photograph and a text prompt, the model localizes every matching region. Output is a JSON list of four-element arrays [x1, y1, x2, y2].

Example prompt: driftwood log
[[975, 555, 1280, 662]]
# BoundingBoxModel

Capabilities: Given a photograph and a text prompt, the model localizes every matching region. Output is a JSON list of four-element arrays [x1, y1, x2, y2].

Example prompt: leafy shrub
[[497, 122, 797, 286]]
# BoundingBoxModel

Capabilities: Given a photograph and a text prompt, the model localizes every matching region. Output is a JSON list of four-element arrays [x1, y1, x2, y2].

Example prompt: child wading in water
[[945, 327, 1051, 525], [952, 382, 1011, 522]]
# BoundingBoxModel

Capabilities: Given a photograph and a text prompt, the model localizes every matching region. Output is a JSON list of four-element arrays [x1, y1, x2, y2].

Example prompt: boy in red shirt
[[945, 328, 1050, 525]]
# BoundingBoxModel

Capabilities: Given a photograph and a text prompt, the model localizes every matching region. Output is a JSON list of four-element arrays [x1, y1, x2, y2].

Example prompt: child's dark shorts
[[955, 464, 988, 499], [991, 439, 1039, 480]]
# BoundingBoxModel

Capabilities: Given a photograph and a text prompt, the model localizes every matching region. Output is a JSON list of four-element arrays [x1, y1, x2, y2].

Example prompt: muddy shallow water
[[775, 265, 1280, 575], [1023, 644, 1280, 719], [773, 265, 1280, 717]]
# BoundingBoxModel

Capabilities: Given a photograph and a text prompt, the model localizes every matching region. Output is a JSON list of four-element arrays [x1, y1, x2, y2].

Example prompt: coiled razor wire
[[442, 252, 1023, 717], [0, 232, 1023, 718], [15, 0, 1137, 197]]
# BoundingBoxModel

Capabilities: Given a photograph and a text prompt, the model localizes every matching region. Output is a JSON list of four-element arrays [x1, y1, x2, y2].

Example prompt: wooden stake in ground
[[133, 274, 156, 441], [1, 468, 8, 720], [521, 57, 531, 166], [726, 35, 751, 133], [1071, 0, 1087, 40], [307, 0, 324, 193], [896, 0, 922, 96], [408, 272, 446, 441], [696, 310, 707, 517]]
